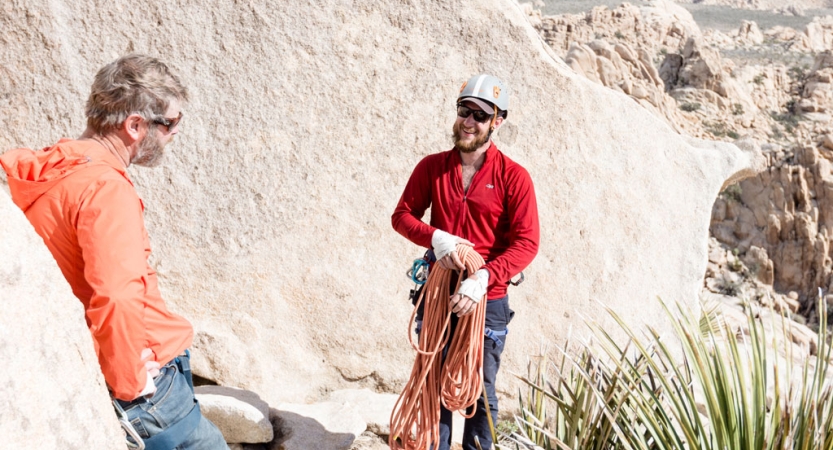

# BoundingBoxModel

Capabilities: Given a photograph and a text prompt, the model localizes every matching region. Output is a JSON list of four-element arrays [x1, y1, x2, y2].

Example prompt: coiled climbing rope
[[389, 244, 487, 450]]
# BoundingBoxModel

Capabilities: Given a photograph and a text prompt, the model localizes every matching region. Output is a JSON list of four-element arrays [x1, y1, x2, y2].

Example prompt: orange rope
[[389, 245, 487, 450]]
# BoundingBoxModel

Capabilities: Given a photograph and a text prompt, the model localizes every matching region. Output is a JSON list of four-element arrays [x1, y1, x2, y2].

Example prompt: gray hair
[[85, 54, 189, 134]]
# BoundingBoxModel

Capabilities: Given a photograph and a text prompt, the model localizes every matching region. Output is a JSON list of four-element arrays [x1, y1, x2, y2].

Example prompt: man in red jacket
[[392, 74, 540, 450], [1, 55, 227, 449]]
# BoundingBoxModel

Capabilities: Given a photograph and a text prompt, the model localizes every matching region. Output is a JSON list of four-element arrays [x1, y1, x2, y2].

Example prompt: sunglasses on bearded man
[[152, 112, 183, 132], [456, 103, 494, 124]]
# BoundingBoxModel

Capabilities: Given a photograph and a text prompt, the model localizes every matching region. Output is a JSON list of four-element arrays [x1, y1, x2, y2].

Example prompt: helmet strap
[[487, 104, 498, 140]]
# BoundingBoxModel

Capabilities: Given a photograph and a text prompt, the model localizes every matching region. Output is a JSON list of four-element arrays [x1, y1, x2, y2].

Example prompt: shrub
[[771, 109, 800, 136], [721, 183, 742, 202], [680, 102, 701, 112], [788, 64, 809, 81], [501, 295, 833, 450], [703, 120, 734, 138]]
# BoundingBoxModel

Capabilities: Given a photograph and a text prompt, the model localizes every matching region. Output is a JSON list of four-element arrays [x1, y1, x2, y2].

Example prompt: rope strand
[[389, 245, 487, 450]]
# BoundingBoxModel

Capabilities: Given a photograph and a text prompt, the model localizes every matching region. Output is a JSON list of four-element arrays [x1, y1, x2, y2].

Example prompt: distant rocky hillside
[[674, 0, 832, 13], [525, 0, 833, 331]]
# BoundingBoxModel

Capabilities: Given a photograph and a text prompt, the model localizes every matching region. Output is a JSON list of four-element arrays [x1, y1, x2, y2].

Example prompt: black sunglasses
[[456, 104, 493, 124], [152, 112, 183, 132]]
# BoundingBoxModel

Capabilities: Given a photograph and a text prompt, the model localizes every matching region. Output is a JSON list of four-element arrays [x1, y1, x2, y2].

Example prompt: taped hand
[[450, 269, 489, 317], [432, 229, 473, 271]]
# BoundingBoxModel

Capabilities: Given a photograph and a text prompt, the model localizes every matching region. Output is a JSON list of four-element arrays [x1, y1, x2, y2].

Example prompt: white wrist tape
[[457, 269, 489, 303], [432, 229, 459, 261]]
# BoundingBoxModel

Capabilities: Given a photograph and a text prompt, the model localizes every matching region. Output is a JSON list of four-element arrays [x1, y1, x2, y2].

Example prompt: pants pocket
[[126, 364, 196, 436]]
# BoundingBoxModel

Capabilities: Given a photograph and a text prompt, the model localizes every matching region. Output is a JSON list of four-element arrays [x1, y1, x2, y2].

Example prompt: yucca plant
[[502, 294, 833, 450], [504, 337, 651, 450]]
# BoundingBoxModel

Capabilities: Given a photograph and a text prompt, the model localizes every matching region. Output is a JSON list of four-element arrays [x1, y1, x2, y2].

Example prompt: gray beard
[[132, 130, 165, 167]]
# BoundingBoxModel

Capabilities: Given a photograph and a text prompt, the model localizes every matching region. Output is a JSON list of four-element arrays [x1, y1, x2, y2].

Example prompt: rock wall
[[532, 1, 711, 135], [0, 0, 763, 410], [712, 143, 833, 311], [0, 190, 124, 448]]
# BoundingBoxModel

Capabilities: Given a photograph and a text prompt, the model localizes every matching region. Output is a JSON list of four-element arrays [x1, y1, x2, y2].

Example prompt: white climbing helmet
[[457, 74, 509, 116]]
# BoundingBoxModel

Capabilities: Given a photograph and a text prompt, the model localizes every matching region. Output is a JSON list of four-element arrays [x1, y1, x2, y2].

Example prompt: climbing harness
[[390, 245, 488, 450], [509, 272, 525, 286], [113, 399, 145, 450], [484, 327, 508, 346]]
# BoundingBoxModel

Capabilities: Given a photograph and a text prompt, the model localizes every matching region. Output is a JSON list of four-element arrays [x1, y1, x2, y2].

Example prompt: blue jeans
[[416, 295, 514, 450], [117, 353, 228, 450]]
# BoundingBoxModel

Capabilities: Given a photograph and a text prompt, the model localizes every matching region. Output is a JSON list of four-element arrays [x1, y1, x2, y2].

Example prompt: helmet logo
[[493, 86, 501, 98], [460, 81, 467, 93]]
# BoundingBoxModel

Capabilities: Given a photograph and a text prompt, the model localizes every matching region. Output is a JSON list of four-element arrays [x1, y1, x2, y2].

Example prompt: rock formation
[[710, 141, 833, 314], [674, 0, 831, 11], [536, 1, 700, 55], [0, 190, 124, 448], [0, 2, 762, 445], [530, 1, 833, 329]]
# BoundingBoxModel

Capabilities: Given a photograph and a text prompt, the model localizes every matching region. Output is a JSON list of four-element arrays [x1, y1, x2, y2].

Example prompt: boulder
[[327, 389, 399, 436], [0, 189, 124, 448], [0, 0, 764, 410], [348, 431, 390, 450], [680, 37, 725, 92], [271, 403, 366, 450], [737, 20, 764, 46], [196, 386, 273, 444], [805, 16, 833, 53]]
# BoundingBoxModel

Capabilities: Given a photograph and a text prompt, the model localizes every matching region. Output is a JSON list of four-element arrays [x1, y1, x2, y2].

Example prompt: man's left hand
[[141, 347, 161, 378], [450, 269, 489, 317], [450, 291, 478, 317]]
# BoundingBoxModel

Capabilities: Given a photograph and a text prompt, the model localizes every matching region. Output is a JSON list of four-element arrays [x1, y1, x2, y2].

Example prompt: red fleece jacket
[[392, 142, 539, 299]]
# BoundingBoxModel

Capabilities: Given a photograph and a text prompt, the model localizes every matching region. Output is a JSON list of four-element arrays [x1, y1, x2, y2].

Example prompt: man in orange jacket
[[1, 55, 227, 449]]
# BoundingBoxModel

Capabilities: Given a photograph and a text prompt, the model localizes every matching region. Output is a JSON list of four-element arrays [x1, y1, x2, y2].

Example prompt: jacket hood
[[0, 139, 126, 211]]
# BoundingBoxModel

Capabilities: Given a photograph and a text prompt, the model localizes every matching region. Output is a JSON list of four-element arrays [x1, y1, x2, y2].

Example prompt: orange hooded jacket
[[1, 139, 193, 400]]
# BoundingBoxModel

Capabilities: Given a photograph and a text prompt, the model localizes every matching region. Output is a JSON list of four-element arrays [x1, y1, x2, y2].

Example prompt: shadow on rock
[[269, 408, 358, 450]]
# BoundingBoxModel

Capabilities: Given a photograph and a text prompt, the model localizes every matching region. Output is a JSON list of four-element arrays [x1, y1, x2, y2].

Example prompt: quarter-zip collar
[[454, 141, 497, 196]]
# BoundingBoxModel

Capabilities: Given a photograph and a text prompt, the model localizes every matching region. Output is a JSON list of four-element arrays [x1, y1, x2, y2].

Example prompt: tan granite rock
[[0, 189, 124, 448], [0, 0, 763, 410]]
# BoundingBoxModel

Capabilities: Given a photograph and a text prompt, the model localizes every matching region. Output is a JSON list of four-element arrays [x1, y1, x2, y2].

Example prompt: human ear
[[121, 114, 146, 143], [491, 116, 504, 132]]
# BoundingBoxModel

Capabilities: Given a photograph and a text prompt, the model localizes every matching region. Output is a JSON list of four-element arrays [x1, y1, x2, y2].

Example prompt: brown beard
[[132, 127, 166, 167], [452, 121, 490, 153]]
